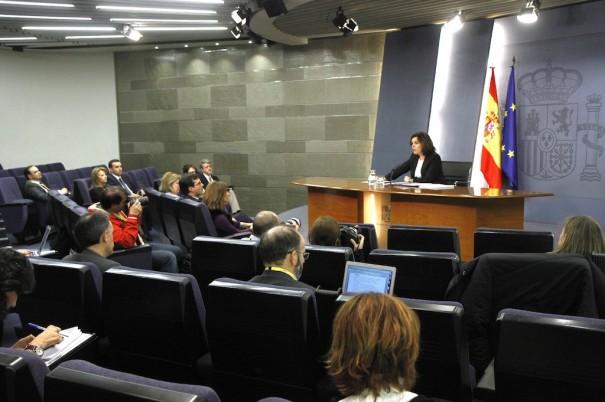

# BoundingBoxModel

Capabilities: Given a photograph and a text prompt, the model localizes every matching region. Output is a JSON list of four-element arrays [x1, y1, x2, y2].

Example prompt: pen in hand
[[28, 322, 68, 337]]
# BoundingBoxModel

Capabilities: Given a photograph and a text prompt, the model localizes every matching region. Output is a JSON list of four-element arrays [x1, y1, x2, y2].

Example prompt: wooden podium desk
[[291, 177, 553, 261]]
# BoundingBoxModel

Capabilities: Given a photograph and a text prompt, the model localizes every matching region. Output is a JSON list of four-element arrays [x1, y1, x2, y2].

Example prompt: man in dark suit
[[23, 165, 69, 201], [107, 159, 145, 198], [179, 173, 204, 201], [63, 212, 120, 273], [198, 158, 219, 188], [249, 225, 315, 291]]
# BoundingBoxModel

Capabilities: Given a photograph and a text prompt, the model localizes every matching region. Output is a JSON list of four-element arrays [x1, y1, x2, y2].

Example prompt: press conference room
[[2, 0, 605, 401]]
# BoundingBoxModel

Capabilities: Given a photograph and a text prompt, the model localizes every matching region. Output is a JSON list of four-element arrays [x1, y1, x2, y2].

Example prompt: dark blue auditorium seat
[[473, 227, 554, 257], [0, 347, 49, 402], [493, 309, 605, 402], [0, 177, 36, 236], [388, 224, 460, 257], [46, 359, 220, 402], [368, 249, 458, 300], [102, 268, 209, 383], [205, 278, 324, 401]]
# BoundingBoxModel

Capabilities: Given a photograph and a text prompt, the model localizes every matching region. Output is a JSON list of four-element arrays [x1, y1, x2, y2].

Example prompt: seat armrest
[[0, 199, 34, 207], [109, 244, 152, 269], [473, 359, 495, 401]]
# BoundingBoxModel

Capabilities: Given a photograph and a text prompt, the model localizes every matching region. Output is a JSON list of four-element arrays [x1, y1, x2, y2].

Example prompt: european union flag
[[502, 65, 518, 189]]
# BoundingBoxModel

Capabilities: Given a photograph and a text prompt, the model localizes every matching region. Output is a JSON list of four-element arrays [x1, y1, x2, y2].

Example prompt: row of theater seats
[[386, 224, 556, 259], [147, 189, 217, 252], [0, 163, 161, 239], [48, 191, 153, 267], [73, 166, 161, 207], [0, 163, 104, 239], [8, 253, 605, 402], [0, 162, 65, 179], [191, 235, 455, 300], [7, 256, 474, 401]]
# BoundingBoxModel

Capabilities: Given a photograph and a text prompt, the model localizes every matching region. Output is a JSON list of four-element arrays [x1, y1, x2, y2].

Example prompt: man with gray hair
[[249, 225, 315, 291], [63, 212, 120, 273]]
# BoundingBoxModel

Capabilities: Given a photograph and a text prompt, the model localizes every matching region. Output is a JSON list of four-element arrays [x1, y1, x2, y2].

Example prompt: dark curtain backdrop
[[371, 25, 440, 176]]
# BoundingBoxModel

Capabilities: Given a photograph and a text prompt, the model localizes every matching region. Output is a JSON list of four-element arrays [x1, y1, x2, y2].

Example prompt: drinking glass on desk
[[376, 176, 385, 189], [368, 169, 377, 189]]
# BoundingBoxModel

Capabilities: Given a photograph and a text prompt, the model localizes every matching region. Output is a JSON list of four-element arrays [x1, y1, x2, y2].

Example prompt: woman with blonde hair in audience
[[554, 215, 605, 258], [89, 166, 109, 203], [203, 181, 251, 237], [326, 293, 447, 402], [159, 172, 181, 196]]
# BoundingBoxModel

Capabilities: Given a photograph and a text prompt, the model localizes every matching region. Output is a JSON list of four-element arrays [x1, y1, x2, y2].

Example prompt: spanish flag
[[481, 68, 502, 189]]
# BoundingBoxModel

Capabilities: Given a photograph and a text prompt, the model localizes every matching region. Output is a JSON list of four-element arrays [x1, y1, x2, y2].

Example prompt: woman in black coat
[[385, 131, 445, 183]]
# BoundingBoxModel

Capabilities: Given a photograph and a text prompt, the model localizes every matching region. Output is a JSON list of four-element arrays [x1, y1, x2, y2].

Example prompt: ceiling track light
[[123, 24, 142, 41], [231, 5, 250, 26], [332, 6, 358, 36], [517, 0, 540, 23], [230, 24, 242, 39], [444, 10, 464, 32]]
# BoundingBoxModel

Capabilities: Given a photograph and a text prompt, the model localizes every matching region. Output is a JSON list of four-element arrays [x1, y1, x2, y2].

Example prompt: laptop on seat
[[30, 225, 55, 257], [336, 261, 397, 302]]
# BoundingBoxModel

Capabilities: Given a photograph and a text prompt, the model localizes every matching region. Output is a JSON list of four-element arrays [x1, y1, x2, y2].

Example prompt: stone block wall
[[115, 33, 385, 214]]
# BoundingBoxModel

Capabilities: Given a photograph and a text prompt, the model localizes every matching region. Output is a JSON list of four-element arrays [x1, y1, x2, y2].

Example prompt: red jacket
[[107, 210, 140, 249]]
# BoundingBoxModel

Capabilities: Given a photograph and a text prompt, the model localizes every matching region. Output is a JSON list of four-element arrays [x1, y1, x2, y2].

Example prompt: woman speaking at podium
[[384, 131, 444, 184]]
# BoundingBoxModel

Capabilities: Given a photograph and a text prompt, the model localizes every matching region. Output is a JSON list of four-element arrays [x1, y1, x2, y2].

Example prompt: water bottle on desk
[[368, 169, 377, 189]]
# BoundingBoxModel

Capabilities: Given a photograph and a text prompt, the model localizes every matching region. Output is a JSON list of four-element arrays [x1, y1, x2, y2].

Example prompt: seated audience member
[[0, 249, 63, 352], [198, 159, 219, 187], [182, 164, 197, 175], [89, 166, 109, 203], [159, 172, 181, 197], [202, 181, 252, 237], [106, 159, 145, 198], [309, 215, 365, 260], [249, 225, 315, 291], [198, 159, 250, 221], [63, 212, 119, 273], [23, 165, 69, 201], [179, 173, 204, 201], [554, 215, 605, 258], [94, 186, 182, 273], [326, 293, 449, 402], [248, 210, 280, 241]]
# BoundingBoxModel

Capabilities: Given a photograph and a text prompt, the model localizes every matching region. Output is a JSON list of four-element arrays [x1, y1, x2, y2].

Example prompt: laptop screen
[[342, 261, 397, 295], [33, 225, 52, 256]]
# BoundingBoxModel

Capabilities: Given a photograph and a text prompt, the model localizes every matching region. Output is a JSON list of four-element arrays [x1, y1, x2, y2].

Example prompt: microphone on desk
[[386, 163, 403, 183]]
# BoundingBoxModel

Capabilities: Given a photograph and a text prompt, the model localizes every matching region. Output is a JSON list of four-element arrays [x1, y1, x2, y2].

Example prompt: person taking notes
[[0, 249, 63, 355]]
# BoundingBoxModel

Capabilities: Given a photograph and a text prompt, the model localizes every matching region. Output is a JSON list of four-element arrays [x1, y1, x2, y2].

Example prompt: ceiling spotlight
[[444, 10, 464, 32], [517, 0, 540, 23], [122, 24, 142, 41], [231, 5, 249, 25], [332, 6, 358, 36], [230, 24, 242, 39]]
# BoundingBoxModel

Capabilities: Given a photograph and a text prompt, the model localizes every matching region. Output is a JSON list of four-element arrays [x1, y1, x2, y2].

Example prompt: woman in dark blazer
[[384, 131, 445, 183], [202, 181, 252, 237]]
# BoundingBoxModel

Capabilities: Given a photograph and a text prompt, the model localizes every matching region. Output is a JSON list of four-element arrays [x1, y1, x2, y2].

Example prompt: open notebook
[[42, 326, 94, 367], [337, 261, 397, 302]]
